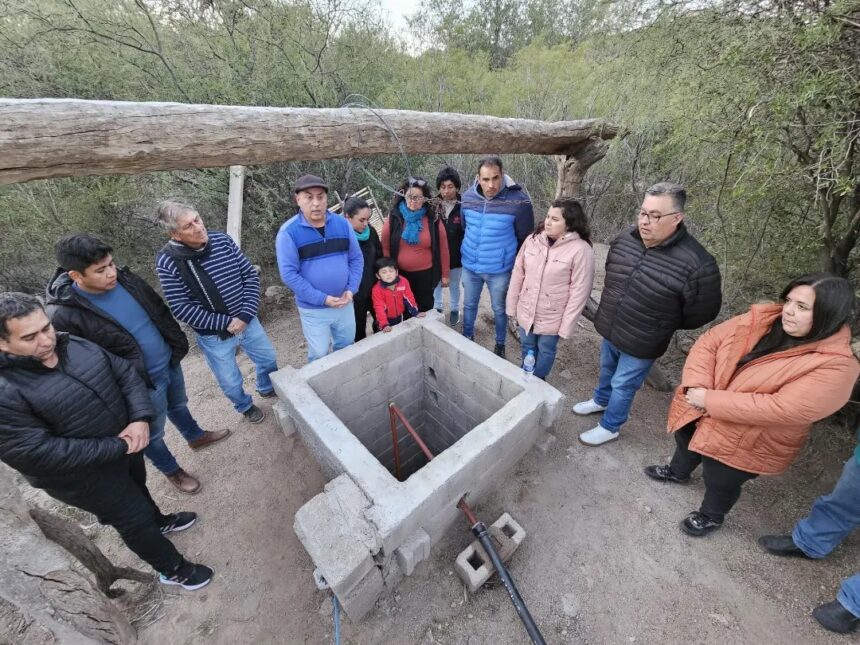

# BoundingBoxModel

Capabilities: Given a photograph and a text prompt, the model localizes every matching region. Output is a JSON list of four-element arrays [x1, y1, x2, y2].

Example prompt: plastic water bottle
[[522, 350, 536, 382]]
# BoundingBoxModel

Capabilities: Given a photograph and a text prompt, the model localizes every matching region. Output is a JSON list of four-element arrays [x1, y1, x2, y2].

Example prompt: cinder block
[[273, 400, 296, 437], [337, 562, 384, 621], [394, 529, 431, 576], [454, 513, 527, 593]]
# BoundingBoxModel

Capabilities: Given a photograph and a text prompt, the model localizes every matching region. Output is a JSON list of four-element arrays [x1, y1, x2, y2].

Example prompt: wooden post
[[226, 165, 246, 247]]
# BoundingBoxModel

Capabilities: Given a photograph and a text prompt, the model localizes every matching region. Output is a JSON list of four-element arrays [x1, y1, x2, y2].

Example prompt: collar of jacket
[[0, 332, 70, 371], [45, 266, 133, 309], [734, 303, 856, 362], [160, 239, 212, 261], [473, 174, 522, 200], [295, 210, 334, 228], [537, 230, 582, 247], [631, 222, 689, 249]]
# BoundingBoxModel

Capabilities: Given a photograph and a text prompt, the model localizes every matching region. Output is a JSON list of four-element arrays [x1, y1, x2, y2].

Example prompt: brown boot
[[165, 468, 201, 494], [188, 428, 231, 451]]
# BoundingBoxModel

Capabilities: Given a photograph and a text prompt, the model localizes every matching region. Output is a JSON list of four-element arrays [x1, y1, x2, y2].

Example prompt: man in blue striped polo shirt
[[156, 201, 278, 423], [275, 175, 363, 362]]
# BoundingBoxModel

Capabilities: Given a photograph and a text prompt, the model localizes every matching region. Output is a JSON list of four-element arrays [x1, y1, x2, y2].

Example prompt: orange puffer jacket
[[667, 304, 859, 475], [505, 231, 595, 339]]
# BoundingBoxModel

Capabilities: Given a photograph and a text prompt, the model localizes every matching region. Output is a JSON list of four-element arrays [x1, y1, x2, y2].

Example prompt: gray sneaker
[[242, 404, 265, 424], [449, 310, 460, 325]]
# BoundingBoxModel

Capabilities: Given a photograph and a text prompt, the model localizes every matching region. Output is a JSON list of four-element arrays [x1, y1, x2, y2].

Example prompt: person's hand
[[382, 325, 392, 333], [325, 295, 346, 308], [227, 318, 248, 335], [341, 290, 354, 303], [417, 311, 427, 318], [685, 387, 707, 410], [441, 278, 450, 287], [118, 421, 150, 454]]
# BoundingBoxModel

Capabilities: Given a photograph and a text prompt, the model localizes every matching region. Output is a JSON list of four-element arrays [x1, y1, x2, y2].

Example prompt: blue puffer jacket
[[460, 176, 534, 274]]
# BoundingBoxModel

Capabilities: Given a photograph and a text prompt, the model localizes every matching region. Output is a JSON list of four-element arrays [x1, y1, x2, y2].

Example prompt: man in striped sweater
[[276, 175, 363, 362], [155, 201, 278, 423]]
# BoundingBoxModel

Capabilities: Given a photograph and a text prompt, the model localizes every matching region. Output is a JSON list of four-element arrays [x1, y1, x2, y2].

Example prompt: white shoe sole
[[161, 516, 197, 535], [578, 433, 619, 447], [572, 404, 608, 416], [159, 572, 213, 591]]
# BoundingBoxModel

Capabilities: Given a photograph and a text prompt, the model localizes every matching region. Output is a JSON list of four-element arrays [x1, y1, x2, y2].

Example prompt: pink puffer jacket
[[505, 231, 595, 338]]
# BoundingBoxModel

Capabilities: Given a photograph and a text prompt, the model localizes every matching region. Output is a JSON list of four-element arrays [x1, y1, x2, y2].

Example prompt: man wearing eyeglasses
[[574, 182, 721, 447], [276, 175, 364, 362]]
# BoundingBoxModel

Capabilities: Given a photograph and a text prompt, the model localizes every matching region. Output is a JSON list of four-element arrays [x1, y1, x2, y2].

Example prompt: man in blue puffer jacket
[[460, 156, 534, 358]]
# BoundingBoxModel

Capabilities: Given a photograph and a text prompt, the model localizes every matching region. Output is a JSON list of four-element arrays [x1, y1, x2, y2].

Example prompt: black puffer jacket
[[356, 227, 383, 302], [435, 196, 464, 269], [46, 267, 189, 387], [0, 333, 154, 488], [595, 224, 722, 359]]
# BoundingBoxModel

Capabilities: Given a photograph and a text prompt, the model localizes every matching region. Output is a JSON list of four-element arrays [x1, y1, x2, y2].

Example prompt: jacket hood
[[45, 267, 75, 306]]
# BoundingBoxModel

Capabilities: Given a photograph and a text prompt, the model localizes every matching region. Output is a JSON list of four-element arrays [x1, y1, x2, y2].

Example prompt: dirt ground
[[66, 244, 859, 644]]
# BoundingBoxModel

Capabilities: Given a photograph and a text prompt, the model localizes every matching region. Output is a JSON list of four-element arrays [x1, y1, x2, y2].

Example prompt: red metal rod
[[388, 404, 402, 481], [456, 497, 479, 526], [389, 403, 435, 462]]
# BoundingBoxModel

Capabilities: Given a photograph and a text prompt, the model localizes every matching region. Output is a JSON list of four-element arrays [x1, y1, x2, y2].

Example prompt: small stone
[[709, 613, 730, 627], [450, 602, 457, 608], [629, 638, 636, 642], [467, 613, 474, 619], [644, 505, 652, 514], [561, 593, 580, 618], [561, 630, 567, 636], [559, 370, 573, 380]]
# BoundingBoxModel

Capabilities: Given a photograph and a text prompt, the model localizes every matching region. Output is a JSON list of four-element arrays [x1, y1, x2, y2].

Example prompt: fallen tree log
[[0, 99, 619, 185]]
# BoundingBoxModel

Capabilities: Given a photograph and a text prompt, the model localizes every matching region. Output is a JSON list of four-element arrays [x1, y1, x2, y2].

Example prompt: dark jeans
[[353, 296, 377, 341], [43, 453, 184, 574], [400, 268, 435, 313], [669, 422, 758, 523]]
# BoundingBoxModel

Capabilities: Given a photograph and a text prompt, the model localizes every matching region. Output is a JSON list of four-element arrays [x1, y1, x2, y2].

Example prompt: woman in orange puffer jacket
[[645, 273, 859, 537], [505, 198, 595, 379]]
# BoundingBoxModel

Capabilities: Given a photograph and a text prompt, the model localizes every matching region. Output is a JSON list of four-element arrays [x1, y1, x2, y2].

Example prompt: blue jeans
[[433, 267, 463, 312], [792, 455, 860, 616], [144, 363, 205, 475], [592, 338, 655, 433], [518, 328, 560, 379], [196, 317, 278, 413], [462, 268, 511, 344], [297, 303, 356, 362]]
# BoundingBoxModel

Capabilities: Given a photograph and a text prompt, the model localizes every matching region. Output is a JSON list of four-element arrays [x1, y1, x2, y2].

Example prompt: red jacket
[[371, 276, 419, 329]]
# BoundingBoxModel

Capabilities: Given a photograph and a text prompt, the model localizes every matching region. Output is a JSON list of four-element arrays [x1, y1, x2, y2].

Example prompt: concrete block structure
[[454, 512, 527, 593], [271, 318, 564, 620]]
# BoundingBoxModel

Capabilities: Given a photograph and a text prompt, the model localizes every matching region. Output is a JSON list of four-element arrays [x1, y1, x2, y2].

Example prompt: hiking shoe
[[494, 343, 506, 358], [256, 389, 277, 398], [160, 512, 197, 535], [644, 464, 690, 484], [188, 428, 231, 451], [813, 600, 860, 633], [680, 511, 723, 537], [159, 561, 213, 591], [572, 398, 608, 415], [578, 424, 619, 447], [242, 404, 265, 424], [165, 468, 201, 494], [449, 310, 459, 325], [757, 534, 809, 558]]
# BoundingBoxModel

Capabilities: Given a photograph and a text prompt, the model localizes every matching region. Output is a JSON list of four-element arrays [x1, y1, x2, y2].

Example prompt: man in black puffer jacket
[[0, 292, 212, 590], [47, 234, 231, 495], [573, 182, 722, 447]]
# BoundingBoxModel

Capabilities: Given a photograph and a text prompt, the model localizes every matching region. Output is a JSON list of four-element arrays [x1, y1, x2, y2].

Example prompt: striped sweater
[[156, 232, 261, 333]]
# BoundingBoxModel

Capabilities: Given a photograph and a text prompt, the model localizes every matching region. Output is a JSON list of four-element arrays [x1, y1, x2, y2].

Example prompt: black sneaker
[[757, 534, 809, 558], [813, 600, 860, 633], [242, 404, 265, 424], [159, 561, 213, 591], [449, 310, 459, 325], [644, 464, 690, 484], [680, 511, 723, 537], [494, 343, 506, 358], [256, 389, 277, 398], [160, 512, 197, 535]]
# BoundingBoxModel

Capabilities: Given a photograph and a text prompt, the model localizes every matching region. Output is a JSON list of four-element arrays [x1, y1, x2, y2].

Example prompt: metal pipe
[[387, 404, 402, 480], [389, 403, 435, 462]]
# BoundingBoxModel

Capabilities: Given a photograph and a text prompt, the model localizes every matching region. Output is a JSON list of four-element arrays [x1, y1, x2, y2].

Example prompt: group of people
[[0, 156, 858, 634]]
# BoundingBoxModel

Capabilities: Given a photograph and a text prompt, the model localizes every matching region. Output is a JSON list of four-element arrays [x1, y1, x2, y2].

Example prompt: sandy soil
[[71, 245, 858, 644]]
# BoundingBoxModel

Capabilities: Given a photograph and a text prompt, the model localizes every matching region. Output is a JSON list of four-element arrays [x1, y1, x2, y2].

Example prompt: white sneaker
[[572, 398, 608, 415], [578, 424, 619, 446]]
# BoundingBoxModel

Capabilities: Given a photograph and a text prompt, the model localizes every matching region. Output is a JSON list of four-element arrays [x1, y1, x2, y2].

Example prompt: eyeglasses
[[637, 209, 681, 224], [405, 193, 426, 202], [408, 177, 427, 188]]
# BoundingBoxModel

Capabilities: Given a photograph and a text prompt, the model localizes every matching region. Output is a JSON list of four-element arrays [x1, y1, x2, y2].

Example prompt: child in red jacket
[[371, 257, 424, 332]]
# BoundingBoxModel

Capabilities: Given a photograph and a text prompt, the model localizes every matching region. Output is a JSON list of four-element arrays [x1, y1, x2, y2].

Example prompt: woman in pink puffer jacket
[[505, 198, 596, 379]]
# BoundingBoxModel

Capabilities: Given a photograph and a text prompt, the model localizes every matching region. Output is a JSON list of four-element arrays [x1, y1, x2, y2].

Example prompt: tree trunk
[[0, 464, 137, 644], [0, 99, 619, 185]]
